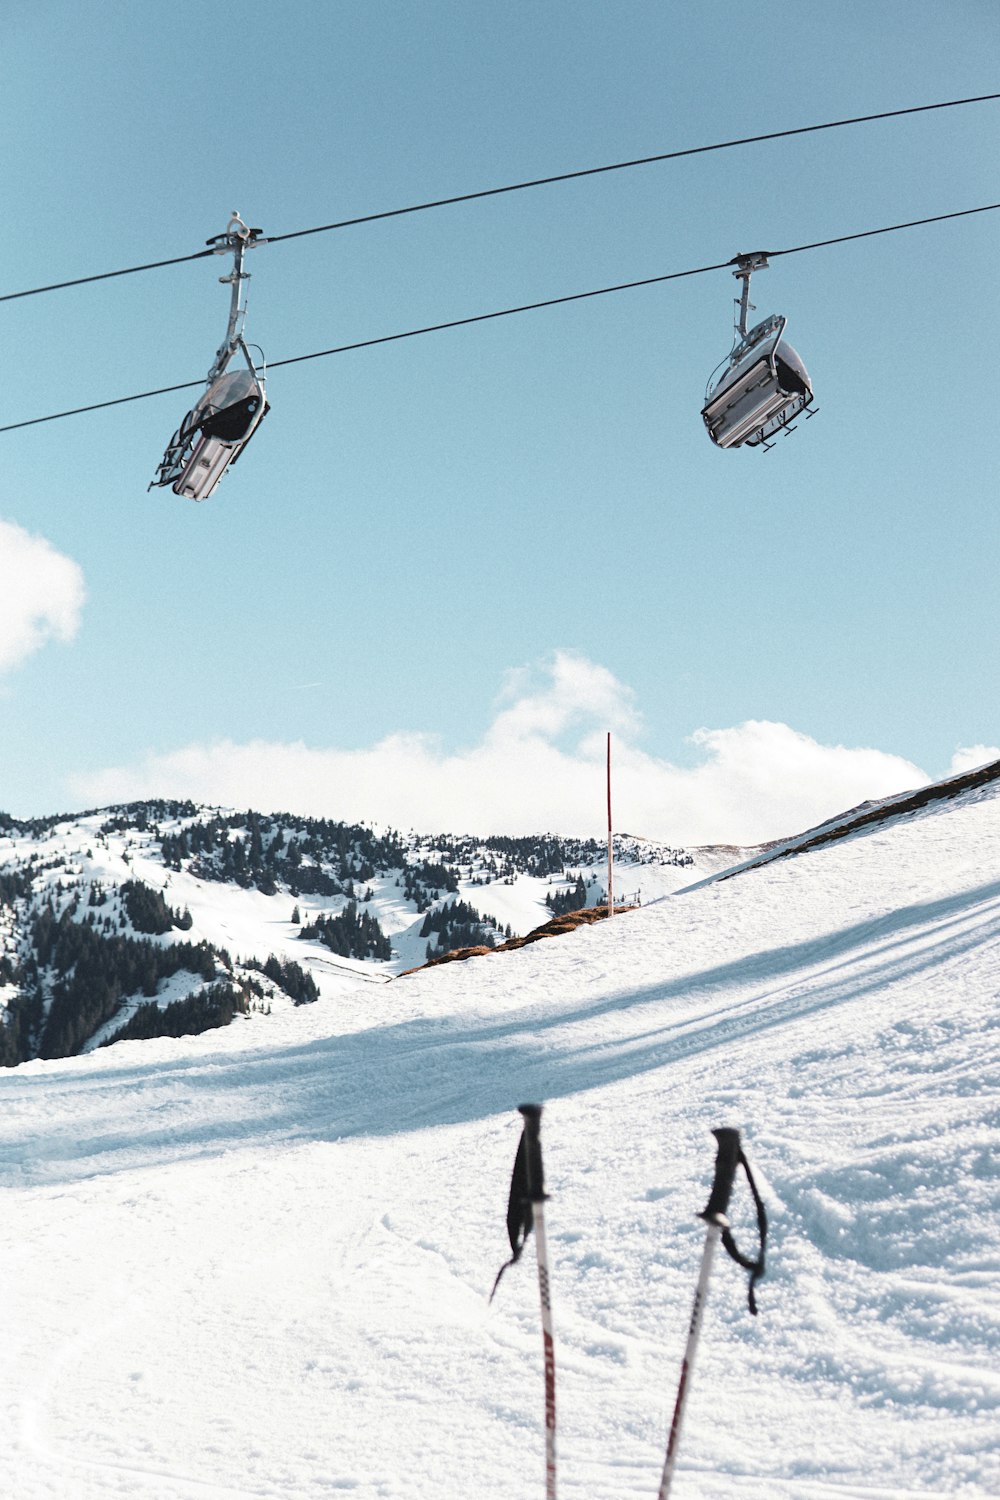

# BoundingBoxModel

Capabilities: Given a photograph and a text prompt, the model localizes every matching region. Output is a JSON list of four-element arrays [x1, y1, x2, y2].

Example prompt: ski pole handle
[[490, 1104, 546, 1300], [701, 1127, 768, 1314], [518, 1103, 546, 1202], [699, 1126, 742, 1226]]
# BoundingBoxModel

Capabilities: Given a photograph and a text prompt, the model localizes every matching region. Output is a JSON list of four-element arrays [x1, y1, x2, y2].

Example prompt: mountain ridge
[[0, 802, 700, 1065], [7, 758, 994, 1067]]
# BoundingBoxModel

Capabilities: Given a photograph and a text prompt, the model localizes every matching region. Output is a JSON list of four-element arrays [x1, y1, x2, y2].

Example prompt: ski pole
[[658, 1127, 767, 1499], [522, 1104, 557, 1500], [491, 1102, 557, 1500]]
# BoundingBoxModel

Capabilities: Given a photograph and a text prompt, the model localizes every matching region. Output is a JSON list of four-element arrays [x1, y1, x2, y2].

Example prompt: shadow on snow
[[4, 877, 1000, 1186]]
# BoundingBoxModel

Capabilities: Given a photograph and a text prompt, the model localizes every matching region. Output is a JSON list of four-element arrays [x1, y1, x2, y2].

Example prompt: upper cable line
[[261, 93, 1000, 247], [0, 91, 997, 306]]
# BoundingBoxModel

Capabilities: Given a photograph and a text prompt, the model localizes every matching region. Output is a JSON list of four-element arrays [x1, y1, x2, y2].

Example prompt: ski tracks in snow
[[1, 873, 998, 1190]]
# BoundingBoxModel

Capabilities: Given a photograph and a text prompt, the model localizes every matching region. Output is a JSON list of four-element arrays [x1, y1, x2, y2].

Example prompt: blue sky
[[1, 2, 998, 840]]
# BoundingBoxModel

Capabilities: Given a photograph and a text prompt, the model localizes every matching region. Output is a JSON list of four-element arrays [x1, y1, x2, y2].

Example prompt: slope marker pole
[[606, 731, 614, 918]]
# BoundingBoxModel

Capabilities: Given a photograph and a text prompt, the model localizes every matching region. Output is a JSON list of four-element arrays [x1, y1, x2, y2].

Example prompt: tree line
[[8, 906, 220, 1063]]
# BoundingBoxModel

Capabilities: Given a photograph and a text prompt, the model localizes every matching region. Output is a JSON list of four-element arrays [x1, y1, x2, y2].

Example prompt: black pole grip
[[518, 1102, 546, 1203], [699, 1127, 741, 1225]]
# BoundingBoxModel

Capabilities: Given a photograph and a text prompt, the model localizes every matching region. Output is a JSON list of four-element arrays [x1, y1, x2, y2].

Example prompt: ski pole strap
[[699, 1127, 768, 1316], [490, 1103, 546, 1301]]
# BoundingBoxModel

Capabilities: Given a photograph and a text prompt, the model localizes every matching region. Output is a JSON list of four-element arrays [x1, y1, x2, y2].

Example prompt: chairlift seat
[[702, 314, 813, 449], [152, 364, 268, 502]]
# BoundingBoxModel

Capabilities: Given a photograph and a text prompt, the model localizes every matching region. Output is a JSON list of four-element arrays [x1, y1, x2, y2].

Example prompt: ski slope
[[0, 775, 997, 1498]]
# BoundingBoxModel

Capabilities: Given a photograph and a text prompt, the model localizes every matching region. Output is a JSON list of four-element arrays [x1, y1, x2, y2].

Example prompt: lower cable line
[[0, 199, 997, 437]]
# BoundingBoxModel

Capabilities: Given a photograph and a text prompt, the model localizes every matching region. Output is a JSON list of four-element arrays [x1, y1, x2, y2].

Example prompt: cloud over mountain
[[71, 650, 930, 845]]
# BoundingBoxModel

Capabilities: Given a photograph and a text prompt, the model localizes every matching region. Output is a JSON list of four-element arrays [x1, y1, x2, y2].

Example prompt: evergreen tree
[[419, 900, 501, 958], [299, 902, 391, 961], [545, 875, 587, 917]]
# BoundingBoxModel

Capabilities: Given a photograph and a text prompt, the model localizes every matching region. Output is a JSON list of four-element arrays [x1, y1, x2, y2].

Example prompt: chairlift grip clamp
[[731, 252, 771, 339], [731, 251, 771, 278], [205, 210, 264, 254], [205, 212, 263, 285]]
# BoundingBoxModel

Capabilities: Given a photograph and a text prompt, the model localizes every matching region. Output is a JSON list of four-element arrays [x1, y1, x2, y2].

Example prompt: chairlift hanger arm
[[204, 212, 264, 384], [730, 252, 771, 339]]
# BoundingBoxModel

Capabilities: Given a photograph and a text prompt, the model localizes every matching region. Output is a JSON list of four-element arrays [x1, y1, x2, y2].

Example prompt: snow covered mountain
[[0, 761, 997, 1497], [0, 802, 704, 1063]]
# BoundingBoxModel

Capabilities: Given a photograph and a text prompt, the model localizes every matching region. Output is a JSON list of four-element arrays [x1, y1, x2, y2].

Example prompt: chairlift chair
[[150, 212, 269, 501], [701, 253, 814, 449], [153, 348, 268, 501]]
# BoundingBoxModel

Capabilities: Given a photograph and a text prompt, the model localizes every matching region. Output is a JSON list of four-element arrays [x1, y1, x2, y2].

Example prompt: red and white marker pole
[[606, 732, 614, 918]]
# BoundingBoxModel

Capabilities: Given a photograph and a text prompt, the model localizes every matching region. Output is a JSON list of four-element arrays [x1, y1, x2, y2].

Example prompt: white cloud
[[671, 722, 928, 844], [949, 745, 1000, 776], [490, 653, 641, 747], [70, 650, 935, 846], [0, 519, 85, 673]]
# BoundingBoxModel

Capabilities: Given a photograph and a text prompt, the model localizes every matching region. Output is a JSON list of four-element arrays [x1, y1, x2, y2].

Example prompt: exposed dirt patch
[[398, 903, 635, 977]]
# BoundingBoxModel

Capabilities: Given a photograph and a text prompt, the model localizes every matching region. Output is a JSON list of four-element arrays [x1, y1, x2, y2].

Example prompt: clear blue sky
[[1, 1, 998, 838]]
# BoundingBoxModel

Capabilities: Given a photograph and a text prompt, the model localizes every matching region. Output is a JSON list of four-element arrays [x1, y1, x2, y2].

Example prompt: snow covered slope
[[0, 771, 997, 1497]]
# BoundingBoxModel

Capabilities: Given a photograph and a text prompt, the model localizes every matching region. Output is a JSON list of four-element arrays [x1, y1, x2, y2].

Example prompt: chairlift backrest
[[197, 368, 265, 442]]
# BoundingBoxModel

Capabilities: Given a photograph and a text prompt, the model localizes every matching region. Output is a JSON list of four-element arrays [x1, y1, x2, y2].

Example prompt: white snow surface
[[1, 782, 998, 1498]]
